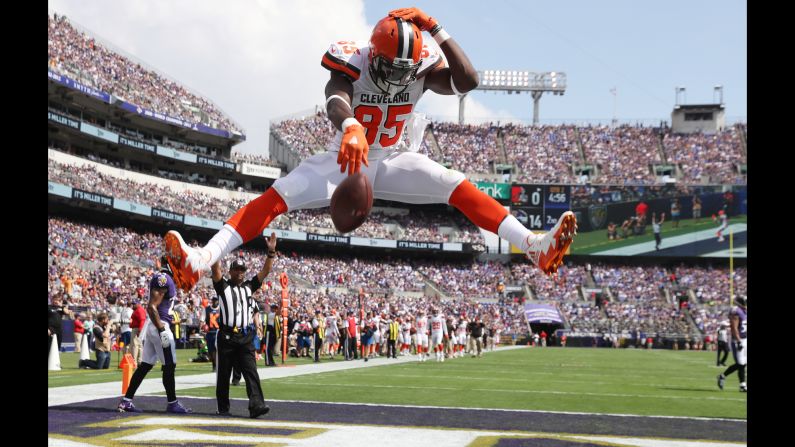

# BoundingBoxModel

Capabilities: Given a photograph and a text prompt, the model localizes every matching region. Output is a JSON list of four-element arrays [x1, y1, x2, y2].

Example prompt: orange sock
[[226, 188, 288, 243], [448, 180, 509, 234]]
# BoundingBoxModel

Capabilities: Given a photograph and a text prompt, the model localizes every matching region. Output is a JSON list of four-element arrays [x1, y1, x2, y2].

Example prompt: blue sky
[[49, 0, 746, 155], [365, 0, 747, 124]]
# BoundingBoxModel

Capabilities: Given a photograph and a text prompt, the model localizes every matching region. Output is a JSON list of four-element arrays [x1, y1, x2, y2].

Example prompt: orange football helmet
[[369, 16, 424, 94]]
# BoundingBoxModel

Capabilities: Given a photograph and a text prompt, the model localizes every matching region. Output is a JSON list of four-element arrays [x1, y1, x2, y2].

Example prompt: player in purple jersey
[[718, 296, 747, 392], [117, 257, 193, 413]]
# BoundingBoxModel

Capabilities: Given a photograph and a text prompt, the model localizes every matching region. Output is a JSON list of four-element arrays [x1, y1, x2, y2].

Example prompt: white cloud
[[48, 0, 512, 155]]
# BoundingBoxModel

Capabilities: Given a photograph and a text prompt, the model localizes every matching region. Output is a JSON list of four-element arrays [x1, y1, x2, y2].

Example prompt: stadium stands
[[269, 113, 746, 185], [577, 125, 662, 184], [662, 128, 746, 184], [502, 124, 579, 184], [431, 122, 501, 173], [48, 14, 243, 135], [49, 216, 746, 342]]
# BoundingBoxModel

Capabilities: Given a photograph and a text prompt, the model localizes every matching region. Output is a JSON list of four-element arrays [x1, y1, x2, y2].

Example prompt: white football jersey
[[322, 40, 442, 151], [430, 315, 447, 335], [415, 316, 428, 334]]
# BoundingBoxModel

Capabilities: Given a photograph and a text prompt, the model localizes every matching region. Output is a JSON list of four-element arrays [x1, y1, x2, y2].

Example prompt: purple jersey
[[150, 272, 177, 324], [731, 306, 747, 339]]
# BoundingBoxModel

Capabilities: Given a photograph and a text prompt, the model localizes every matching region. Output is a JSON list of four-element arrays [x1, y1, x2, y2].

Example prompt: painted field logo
[[588, 205, 608, 230], [475, 181, 510, 200], [53, 416, 326, 446]]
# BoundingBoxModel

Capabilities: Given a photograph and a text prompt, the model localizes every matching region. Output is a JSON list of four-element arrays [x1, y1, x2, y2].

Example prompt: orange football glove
[[338, 121, 369, 175], [388, 7, 438, 32]]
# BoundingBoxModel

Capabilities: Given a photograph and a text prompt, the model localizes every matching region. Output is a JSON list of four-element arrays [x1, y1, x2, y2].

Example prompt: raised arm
[[211, 261, 223, 283], [389, 7, 479, 95], [257, 232, 278, 283]]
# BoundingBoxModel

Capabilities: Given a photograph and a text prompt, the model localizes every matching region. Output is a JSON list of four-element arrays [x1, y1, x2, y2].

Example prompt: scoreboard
[[510, 184, 571, 231]]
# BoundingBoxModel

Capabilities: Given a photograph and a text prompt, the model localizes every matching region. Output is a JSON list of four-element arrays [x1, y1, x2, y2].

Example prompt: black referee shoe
[[250, 405, 270, 419]]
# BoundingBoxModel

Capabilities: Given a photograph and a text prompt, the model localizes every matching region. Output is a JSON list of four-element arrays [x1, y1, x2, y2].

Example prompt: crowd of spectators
[[48, 13, 243, 135], [49, 106, 228, 161], [49, 216, 747, 347], [670, 265, 747, 335], [416, 260, 509, 299], [578, 125, 662, 184], [271, 111, 337, 159], [432, 122, 501, 174], [48, 158, 247, 220], [269, 112, 746, 185], [47, 218, 524, 341], [591, 264, 693, 335], [502, 124, 579, 184], [662, 127, 746, 184], [231, 152, 283, 168]]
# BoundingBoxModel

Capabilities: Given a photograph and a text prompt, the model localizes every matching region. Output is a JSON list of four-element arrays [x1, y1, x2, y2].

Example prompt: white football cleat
[[525, 211, 578, 275]]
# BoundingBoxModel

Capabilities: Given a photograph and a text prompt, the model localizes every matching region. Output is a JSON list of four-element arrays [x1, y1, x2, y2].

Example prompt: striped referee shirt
[[213, 275, 262, 330]]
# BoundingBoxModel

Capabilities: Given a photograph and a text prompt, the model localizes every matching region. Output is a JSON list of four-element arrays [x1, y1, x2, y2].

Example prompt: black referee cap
[[230, 259, 247, 270]]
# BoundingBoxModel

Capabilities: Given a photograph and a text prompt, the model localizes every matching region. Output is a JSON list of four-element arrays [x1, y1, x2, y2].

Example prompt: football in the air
[[330, 172, 373, 233]]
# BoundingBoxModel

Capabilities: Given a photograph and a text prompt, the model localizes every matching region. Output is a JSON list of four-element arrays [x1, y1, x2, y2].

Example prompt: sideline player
[[164, 7, 577, 293], [429, 308, 448, 362], [715, 209, 729, 242], [455, 315, 468, 357], [414, 309, 429, 362], [117, 257, 192, 413], [718, 296, 747, 392]]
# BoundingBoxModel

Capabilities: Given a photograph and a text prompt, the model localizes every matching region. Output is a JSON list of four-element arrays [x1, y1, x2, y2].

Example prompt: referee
[[211, 232, 278, 418]]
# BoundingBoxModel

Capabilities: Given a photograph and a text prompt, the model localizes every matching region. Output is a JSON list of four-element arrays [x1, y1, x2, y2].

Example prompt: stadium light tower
[[461, 70, 566, 125]]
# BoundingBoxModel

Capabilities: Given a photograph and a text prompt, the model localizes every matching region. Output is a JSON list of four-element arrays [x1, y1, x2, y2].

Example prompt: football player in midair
[[164, 7, 577, 293]]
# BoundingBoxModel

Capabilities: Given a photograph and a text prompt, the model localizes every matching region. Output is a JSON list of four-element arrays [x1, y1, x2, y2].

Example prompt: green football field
[[47, 350, 333, 388], [164, 347, 746, 420], [570, 215, 747, 254]]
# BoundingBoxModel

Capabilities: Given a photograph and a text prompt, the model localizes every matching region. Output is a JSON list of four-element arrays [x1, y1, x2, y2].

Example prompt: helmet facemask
[[369, 53, 422, 95]]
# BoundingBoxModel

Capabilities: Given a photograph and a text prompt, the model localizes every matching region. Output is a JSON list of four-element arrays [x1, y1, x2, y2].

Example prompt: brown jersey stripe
[[321, 52, 361, 78]]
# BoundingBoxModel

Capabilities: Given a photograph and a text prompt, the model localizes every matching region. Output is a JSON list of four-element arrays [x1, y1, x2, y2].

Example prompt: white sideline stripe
[[269, 380, 747, 402], [47, 345, 526, 407], [176, 395, 747, 423], [593, 223, 747, 256]]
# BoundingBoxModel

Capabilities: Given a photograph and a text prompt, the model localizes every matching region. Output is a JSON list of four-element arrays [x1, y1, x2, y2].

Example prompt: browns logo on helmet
[[369, 16, 423, 94]]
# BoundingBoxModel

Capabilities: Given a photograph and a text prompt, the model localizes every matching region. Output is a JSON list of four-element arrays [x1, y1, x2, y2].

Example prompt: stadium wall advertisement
[[350, 237, 398, 248], [118, 135, 156, 153], [151, 208, 184, 223], [184, 215, 224, 230], [80, 123, 119, 144], [117, 101, 239, 140], [50, 116, 246, 174], [239, 162, 281, 179], [397, 240, 442, 250], [71, 188, 113, 207], [48, 69, 244, 140], [524, 303, 564, 324], [48, 70, 111, 103], [156, 146, 198, 163], [48, 181, 72, 198], [113, 198, 151, 216], [197, 156, 236, 171], [48, 110, 80, 130], [267, 229, 308, 241], [474, 181, 511, 203]]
